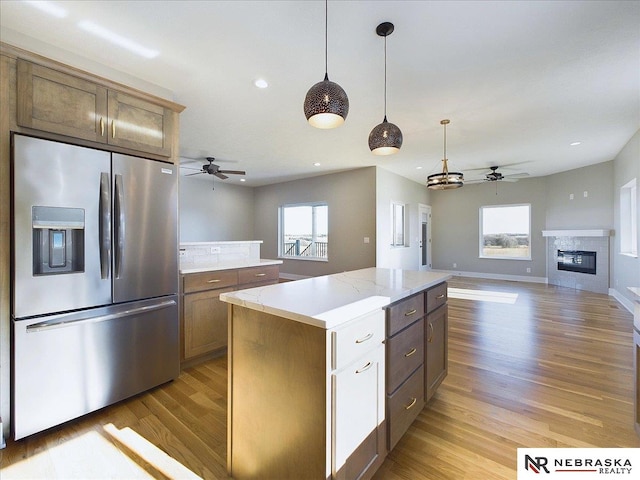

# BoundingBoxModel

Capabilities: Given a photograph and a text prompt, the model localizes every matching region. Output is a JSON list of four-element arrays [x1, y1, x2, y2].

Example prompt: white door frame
[[418, 204, 432, 271]]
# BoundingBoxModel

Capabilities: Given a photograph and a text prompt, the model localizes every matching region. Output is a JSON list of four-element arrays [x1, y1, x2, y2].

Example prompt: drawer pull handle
[[404, 309, 417, 317], [356, 362, 372, 374], [355, 332, 374, 344], [207, 279, 222, 283], [405, 397, 417, 410], [436, 294, 445, 299], [404, 347, 417, 357], [254, 273, 266, 277], [428, 323, 434, 343]]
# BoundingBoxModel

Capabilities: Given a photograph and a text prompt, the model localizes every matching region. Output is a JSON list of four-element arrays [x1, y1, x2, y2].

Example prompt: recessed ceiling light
[[314, 162, 321, 167], [24, 1, 68, 18], [78, 21, 159, 58], [240, 178, 246, 182], [416, 166, 423, 170], [254, 79, 268, 89], [570, 141, 582, 146]]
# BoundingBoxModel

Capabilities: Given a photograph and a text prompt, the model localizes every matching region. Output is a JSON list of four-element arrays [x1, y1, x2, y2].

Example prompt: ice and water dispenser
[[32, 206, 85, 275]]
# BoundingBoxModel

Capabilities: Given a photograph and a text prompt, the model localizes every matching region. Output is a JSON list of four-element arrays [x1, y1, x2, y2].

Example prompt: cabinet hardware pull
[[254, 273, 266, 277], [405, 397, 417, 410], [356, 362, 372, 374], [207, 279, 221, 283], [355, 332, 373, 344], [436, 294, 445, 299], [112, 120, 116, 138], [100, 117, 104, 136], [404, 347, 417, 357], [428, 323, 434, 343], [404, 309, 417, 317]]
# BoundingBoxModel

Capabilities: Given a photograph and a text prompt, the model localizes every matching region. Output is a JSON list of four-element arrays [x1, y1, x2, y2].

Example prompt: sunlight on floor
[[448, 287, 519, 304], [2, 425, 202, 480]]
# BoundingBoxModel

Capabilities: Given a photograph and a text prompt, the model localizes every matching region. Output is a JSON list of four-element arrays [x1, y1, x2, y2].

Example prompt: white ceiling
[[1, 0, 639, 187]]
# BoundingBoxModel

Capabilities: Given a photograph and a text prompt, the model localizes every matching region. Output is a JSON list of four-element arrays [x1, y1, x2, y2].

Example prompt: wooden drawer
[[387, 319, 424, 394], [183, 269, 238, 293], [332, 310, 385, 370], [387, 293, 424, 336], [426, 282, 447, 314], [237, 265, 279, 286], [387, 365, 425, 451]]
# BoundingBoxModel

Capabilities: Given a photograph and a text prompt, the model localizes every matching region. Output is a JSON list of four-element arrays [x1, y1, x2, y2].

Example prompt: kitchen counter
[[179, 258, 282, 275], [220, 267, 451, 329]]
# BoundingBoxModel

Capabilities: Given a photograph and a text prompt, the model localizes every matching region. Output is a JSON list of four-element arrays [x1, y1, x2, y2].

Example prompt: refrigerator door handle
[[25, 299, 177, 333], [99, 172, 111, 279], [114, 173, 125, 279]]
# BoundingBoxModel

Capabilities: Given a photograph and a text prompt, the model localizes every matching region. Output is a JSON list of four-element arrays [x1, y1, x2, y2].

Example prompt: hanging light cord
[[443, 122, 450, 176], [383, 33, 388, 121], [324, 0, 328, 79]]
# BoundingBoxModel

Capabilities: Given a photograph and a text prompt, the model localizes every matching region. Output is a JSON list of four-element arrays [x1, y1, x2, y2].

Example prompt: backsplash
[[179, 241, 262, 267]]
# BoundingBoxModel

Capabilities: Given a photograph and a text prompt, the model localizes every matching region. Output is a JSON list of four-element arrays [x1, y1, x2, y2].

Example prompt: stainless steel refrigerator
[[11, 134, 179, 440]]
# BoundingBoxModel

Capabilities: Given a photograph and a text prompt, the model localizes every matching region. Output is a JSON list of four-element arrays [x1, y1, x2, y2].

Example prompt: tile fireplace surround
[[542, 230, 612, 294]]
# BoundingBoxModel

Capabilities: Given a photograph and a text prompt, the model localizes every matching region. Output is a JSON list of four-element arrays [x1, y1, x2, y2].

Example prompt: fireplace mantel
[[542, 229, 612, 237]]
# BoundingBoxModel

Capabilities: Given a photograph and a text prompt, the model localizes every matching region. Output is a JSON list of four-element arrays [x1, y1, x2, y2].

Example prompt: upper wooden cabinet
[[17, 59, 174, 158]]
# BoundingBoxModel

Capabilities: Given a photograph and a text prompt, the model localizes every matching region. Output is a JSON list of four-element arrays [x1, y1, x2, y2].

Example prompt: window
[[479, 204, 531, 260], [279, 203, 328, 260], [620, 178, 637, 257], [391, 202, 406, 247]]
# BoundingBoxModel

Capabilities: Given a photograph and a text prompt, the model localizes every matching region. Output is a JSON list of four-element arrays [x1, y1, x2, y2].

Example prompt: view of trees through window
[[280, 203, 328, 259], [480, 204, 531, 259]]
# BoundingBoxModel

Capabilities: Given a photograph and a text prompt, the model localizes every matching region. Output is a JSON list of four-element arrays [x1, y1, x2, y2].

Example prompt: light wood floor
[[1, 278, 638, 479]]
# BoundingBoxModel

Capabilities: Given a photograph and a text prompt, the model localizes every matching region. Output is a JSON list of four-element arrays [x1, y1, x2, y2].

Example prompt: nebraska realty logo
[[517, 448, 640, 479]]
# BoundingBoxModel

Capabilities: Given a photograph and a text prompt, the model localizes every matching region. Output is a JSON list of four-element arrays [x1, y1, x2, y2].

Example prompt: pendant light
[[426, 119, 464, 190], [369, 22, 402, 155], [303, 0, 349, 129]]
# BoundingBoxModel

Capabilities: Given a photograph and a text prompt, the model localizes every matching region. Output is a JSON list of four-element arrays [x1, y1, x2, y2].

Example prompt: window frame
[[620, 178, 638, 258], [479, 203, 532, 261], [391, 201, 407, 247], [278, 202, 329, 262]]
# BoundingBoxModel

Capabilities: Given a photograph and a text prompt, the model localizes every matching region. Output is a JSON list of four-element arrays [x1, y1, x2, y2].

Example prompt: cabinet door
[[425, 304, 448, 402], [183, 287, 233, 359], [17, 59, 108, 142], [107, 90, 172, 157], [333, 344, 385, 478]]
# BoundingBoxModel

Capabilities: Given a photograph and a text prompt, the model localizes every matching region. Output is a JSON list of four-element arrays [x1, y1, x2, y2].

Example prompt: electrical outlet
[[363, 237, 370, 244], [179, 250, 186, 257], [210, 247, 221, 254], [569, 193, 574, 200], [453, 263, 457, 268], [583, 191, 588, 198], [526, 267, 531, 273]]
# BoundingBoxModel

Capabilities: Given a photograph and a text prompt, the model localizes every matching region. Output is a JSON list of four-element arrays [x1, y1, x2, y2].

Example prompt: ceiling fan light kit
[[426, 119, 464, 190], [303, 0, 349, 129], [369, 22, 403, 155]]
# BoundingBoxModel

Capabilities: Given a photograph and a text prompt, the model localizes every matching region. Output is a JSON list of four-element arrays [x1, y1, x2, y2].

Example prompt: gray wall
[[376, 168, 431, 269], [179, 175, 255, 242], [253, 168, 377, 277], [545, 161, 614, 230], [613, 129, 640, 306], [430, 177, 548, 278]]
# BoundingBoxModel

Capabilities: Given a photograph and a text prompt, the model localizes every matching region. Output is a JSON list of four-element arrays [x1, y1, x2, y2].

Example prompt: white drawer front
[[331, 310, 384, 370]]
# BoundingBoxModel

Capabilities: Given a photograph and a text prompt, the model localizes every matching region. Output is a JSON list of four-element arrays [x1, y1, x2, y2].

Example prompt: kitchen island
[[220, 267, 451, 480]]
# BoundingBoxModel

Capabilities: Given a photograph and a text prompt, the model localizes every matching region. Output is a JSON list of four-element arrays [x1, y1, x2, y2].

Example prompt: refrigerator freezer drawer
[[12, 296, 179, 440]]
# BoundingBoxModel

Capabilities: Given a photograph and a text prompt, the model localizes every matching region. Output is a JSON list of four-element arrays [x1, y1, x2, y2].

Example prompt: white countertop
[[220, 267, 451, 329], [180, 258, 282, 274]]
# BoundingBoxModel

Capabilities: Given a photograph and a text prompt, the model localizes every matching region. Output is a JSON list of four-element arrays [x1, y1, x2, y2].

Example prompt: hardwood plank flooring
[[1, 278, 638, 479]]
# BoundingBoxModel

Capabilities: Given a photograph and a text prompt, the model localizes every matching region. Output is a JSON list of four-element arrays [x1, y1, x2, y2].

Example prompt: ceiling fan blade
[[218, 169, 246, 175], [184, 171, 205, 176], [214, 172, 229, 180], [464, 178, 487, 184]]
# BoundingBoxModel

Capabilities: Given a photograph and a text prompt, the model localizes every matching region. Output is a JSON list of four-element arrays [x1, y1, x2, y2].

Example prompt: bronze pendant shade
[[369, 22, 402, 155], [304, 0, 349, 129], [426, 119, 464, 190]]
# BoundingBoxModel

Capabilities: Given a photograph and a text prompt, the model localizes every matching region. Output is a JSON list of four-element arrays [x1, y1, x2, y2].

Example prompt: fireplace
[[557, 250, 597, 275]]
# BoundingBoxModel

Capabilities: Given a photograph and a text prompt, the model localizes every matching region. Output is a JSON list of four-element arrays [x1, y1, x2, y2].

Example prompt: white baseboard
[[432, 269, 548, 284], [609, 288, 635, 314]]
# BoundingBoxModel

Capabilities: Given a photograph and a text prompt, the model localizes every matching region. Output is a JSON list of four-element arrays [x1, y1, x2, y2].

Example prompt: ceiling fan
[[465, 165, 529, 184], [185, 157, 246, 179]]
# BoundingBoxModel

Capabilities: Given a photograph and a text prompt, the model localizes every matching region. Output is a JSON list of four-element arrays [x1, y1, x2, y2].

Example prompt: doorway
[[419, 204, 432, 271]]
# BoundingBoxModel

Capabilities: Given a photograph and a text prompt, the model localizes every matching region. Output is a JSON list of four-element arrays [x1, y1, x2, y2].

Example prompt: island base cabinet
[[425, 304, 448, 402]]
